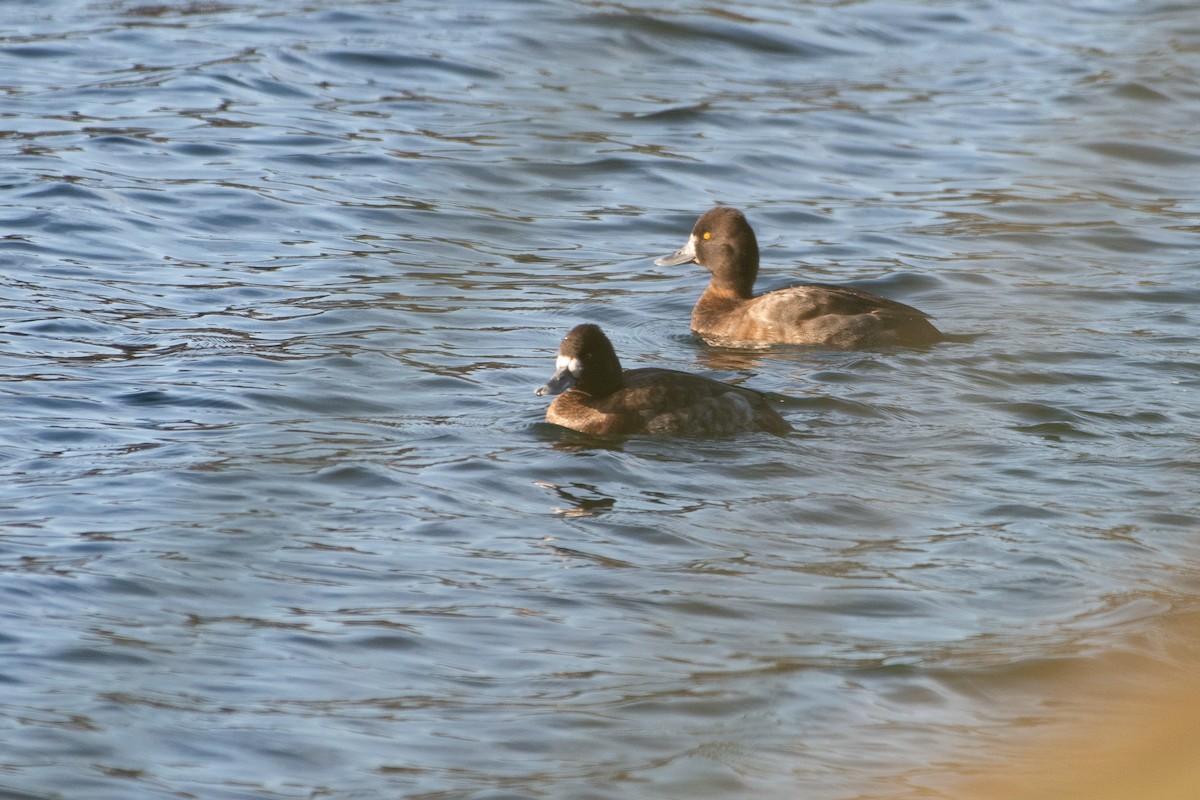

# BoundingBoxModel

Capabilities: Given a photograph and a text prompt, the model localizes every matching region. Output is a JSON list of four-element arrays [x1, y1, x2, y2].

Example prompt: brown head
[[535, 323, 624, 398], [654, 206, 760, 298]]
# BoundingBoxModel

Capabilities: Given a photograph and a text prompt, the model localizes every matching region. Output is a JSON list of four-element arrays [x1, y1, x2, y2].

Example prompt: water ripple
[[1, 0, 1199, 798]]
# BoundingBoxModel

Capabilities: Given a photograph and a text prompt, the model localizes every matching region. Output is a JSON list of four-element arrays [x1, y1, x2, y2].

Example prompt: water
[[1, 1, 1198, 798]]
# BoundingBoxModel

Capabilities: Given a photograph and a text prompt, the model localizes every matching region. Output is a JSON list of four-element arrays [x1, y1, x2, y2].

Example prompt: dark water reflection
[[2, 0, 1199, 798]]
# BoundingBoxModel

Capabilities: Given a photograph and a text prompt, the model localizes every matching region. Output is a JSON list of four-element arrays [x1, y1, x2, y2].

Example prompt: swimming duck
[[535, 323, 791, 436], [654, 206, 942, 348]]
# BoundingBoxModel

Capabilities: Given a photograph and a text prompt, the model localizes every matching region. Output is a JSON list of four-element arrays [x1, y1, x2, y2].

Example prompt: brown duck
[[655, 206, 942, 348], [536, 323, 791, 436]]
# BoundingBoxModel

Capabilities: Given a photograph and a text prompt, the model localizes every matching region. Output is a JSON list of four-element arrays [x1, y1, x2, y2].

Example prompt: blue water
[[2, 1, 1198, 798]]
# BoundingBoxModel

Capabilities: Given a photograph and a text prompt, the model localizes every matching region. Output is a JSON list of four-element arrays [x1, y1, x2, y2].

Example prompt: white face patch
[[675, 234, 698, 262], [652, 233, 699, 267], [556, 355, 583, 377]]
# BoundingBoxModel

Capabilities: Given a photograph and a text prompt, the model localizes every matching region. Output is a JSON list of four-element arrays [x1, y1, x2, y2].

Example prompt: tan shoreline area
[[950, 604, 1200, 800]]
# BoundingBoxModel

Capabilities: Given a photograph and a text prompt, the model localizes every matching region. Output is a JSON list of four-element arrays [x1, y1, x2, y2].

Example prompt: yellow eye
[[702, 231, 712, 240]]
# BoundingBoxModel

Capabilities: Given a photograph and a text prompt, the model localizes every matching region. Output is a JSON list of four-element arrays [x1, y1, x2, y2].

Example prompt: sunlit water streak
[[1, 1, 1198, 798]]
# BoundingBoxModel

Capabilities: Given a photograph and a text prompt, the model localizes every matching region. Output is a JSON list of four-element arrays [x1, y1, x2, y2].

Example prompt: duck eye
[[702, 231, 712, 240]]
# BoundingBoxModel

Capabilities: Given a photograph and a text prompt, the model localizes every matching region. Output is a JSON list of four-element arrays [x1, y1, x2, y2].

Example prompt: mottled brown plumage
[[654, 206, 942, 348], [535, 324, 791, 436]]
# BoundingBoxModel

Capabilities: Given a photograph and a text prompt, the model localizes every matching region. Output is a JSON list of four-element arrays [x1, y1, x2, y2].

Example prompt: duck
[[535, 323, 791, 436], [654, 206, 942, 348]]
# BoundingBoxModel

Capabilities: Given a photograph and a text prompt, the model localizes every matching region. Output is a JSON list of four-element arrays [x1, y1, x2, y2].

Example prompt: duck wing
[[755, 283, 933, 322], [611, 369, 791, 435]]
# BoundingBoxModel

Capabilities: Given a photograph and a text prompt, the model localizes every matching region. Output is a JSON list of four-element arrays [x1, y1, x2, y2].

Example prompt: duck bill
[[535, 356, 581, 396], [652, 233, 697, 267]]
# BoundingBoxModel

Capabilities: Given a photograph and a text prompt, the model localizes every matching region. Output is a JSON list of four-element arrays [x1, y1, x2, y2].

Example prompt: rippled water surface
[[2, 1, 1199, 798]]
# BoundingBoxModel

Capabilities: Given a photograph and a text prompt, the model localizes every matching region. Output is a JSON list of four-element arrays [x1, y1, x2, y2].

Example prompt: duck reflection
[[534, 481, 617, 517], [689, 345, 770, 373]]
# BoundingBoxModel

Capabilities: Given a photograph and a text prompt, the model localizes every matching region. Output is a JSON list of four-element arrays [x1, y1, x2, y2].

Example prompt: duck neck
[[707, 252, 757, 298], [575, 351, 623, 397], [699, 283, 750, 306]]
